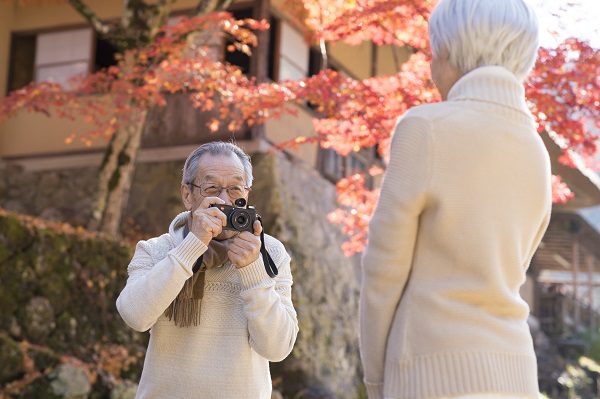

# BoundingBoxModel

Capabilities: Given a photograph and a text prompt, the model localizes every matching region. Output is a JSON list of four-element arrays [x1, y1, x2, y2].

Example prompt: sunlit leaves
[[551, 175, 575, 204], [290, 5, 600, 255], [527, 39, 600, 166], [284, 0, 434, 49], [2, 1, 600, 256], [0, 13, 265, 144], [326, 173, 380, 256]]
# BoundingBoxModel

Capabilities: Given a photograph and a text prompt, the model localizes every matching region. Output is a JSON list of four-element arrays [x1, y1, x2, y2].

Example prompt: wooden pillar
[[588, 253, 596, 335], [573, 235, 580, 326], [249, 0, 270, 140]]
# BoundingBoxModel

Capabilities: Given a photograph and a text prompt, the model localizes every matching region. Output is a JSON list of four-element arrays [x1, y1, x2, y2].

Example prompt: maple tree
[[1, 0, 599, 256], [0, 0, 259, 235], [230, 0, 598, 255], [277, 0, 599, 256]]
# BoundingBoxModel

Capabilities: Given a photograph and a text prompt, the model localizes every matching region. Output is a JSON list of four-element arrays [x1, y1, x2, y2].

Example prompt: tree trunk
[[71, 0, 235, 235], [87, 107, 148, 236]]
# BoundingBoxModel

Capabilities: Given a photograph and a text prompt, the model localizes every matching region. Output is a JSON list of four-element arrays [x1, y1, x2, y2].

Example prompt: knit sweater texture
[[360, 66, 552, 399], [116, 211, 298, 399]]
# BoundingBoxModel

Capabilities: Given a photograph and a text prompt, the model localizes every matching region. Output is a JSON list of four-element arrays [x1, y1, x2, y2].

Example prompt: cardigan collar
[[447, 66, 532, 120]]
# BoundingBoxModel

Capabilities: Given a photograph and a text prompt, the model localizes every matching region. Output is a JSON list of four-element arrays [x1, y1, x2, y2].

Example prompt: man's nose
[[217, 189, 232, 204]]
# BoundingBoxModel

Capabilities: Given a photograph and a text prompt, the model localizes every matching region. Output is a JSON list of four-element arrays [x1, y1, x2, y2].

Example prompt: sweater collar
[[169, 211, 192, 243], [447, 66, 532, 119]]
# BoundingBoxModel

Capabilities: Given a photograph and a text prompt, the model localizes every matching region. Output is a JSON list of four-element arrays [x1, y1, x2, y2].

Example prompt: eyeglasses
[[188, 182, 250, 199]]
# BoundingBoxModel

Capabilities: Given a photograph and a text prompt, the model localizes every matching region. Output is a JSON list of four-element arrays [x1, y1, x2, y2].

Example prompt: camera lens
[[231, 209, 251, 230]]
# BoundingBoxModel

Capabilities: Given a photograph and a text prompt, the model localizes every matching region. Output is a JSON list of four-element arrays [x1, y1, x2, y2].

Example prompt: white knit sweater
[[360, 66, 551, 399], [116, 211, 298, 399]]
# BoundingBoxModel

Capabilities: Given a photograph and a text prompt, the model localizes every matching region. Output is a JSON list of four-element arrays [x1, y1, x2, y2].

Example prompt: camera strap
[[257, 215, 278, 278]]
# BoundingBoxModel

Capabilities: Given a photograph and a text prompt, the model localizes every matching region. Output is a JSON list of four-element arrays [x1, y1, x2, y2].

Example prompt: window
[[219, 10, 311, 83], [8, 34, 36, 92], [318, 147, 374, 186], [276, 21, 308, 81], [34, 28, 93, 87], [94, 37, 118, 72], [223, 8, 280, 80], [308, 46, 325, 77], [7, 27, 117, 93], [319, 148, 344, 182], [225, 8, 253, 74], [267, 17, 280, 81]]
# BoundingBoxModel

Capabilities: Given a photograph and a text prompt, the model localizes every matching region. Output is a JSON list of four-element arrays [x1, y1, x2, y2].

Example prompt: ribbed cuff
[[364, 381, 383, 399], [170, 233, 207, 274], [237, 258, 270, 288]]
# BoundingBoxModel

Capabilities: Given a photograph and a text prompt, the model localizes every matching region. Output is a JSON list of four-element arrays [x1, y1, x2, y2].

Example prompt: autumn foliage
[[527, 38, 600, 166], [1, 0, 599, 255], [285, 0, 599, 255], [0, 12, 268, 142]]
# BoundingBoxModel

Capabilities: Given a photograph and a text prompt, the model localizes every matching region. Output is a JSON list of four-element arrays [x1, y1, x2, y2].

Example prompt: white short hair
[[429, 0, 539, 81], [182, 141, 253, 187]]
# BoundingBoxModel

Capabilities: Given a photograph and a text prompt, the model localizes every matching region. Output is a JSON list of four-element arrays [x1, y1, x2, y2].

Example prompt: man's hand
[[191, 197, 227, 246], [228, 220, 262, 269]]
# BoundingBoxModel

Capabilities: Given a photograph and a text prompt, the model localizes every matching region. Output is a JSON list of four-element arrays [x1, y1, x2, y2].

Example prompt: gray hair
[[429, 0, 539, 82], [182, 141, 253, 187]]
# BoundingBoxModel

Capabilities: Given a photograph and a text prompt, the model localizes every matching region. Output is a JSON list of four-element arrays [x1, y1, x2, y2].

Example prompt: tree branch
[[68, 0, 112, 35], [190, 0, 233, 16], [148, 0, 177, 41]]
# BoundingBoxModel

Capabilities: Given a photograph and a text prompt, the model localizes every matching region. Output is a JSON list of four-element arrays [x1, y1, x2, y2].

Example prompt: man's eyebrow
[[203, 174, 244, 182]]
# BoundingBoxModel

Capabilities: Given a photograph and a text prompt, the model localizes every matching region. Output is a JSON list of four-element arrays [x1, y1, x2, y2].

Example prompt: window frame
[[7, 23, 97, 94]]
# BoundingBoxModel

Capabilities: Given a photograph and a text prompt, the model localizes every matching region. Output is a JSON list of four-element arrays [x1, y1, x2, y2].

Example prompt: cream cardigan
[[360, 66, 551, 399], [117, 211, 298, 399]]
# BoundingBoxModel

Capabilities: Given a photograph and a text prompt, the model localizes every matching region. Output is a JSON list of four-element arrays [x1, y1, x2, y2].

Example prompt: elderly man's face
[[183, 152, 249, 240]]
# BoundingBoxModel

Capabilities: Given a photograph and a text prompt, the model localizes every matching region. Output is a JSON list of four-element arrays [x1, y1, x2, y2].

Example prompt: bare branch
[[148, 0, 177, 41], [190, 0, 233, 16], [67, 0, 112, 35]]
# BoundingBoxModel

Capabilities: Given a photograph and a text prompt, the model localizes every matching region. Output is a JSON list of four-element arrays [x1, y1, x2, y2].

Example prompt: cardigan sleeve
[[359, 114, 432, 399], [116, 233, 208, 332], [237, 235, 299, 362]]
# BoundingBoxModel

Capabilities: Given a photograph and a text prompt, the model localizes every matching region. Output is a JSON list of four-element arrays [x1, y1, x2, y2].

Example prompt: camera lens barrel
[[230, 209, 251, 230]]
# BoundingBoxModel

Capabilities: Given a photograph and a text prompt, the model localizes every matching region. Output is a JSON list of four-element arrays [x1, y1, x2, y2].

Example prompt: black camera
[[210, 198, 257, 232]]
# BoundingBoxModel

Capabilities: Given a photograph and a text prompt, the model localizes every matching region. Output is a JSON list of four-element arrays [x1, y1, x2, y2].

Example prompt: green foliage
[[354, 382, 368, 399], [579, 328, 600, 365], [558, 362, 594, 398], [549, 356, 600, 399], [0, 335, 24, 383], [0, 209, 146, 397]]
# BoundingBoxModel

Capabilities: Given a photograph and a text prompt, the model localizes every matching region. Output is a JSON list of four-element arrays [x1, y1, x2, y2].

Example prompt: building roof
[[541, 131, 600, 211], [577, 205, 600, 235]]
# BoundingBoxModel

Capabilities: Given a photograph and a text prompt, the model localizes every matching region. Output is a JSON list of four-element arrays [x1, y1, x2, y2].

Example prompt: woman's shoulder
[[400, 101, 457, 122]]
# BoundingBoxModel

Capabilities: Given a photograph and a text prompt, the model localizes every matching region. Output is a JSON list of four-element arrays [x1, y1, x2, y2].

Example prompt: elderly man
[[117, 141, 298, 399]]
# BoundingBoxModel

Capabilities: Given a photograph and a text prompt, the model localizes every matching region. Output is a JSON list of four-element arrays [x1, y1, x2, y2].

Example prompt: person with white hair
[[359, 1, 550, 398], [117, 141, 298, 399]]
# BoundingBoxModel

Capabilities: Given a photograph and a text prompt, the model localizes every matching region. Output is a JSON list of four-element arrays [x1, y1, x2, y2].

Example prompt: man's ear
[[181, 183, 193, 211], [435, 47, 450, 61]]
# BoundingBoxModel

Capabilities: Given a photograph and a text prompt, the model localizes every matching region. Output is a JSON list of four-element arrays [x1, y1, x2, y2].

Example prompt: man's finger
[[194, 206, 227, 226], [199, 196, 226, 208], [252, 220, 262, 236], [234, 232, 261, 246]]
